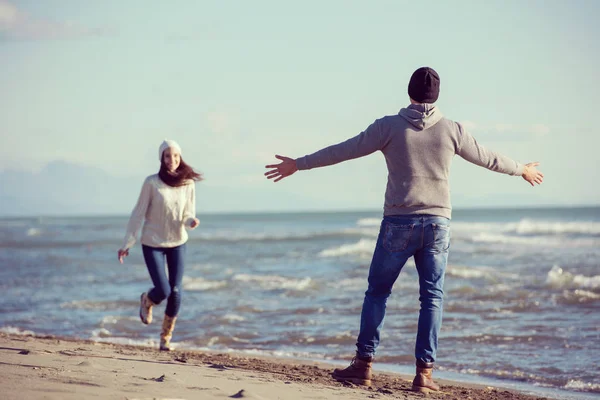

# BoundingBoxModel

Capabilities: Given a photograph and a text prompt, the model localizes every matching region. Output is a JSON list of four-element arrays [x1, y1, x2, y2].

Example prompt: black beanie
[[408, 67, 440, 104]]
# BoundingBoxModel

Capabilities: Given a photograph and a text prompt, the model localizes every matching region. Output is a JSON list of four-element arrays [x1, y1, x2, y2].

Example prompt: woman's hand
[[118, 248, 129, 264], [190, 218, 200, 229], [522, 162, 544, 186]]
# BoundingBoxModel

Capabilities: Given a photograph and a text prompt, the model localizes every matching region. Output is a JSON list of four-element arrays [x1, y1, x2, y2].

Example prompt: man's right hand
[[264, 155, 298, 182], [118, 248, 129, 264], [522, 162, 544, 186]]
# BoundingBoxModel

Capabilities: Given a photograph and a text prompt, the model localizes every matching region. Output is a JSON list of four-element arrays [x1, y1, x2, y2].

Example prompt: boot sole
[[333, 375, 371, 386]]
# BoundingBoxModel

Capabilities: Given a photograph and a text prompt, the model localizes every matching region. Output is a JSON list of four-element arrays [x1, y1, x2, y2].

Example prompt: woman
[[118, 139, 202, 351]]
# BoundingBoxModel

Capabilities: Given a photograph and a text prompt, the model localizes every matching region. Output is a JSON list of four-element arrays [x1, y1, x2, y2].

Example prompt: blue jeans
[[142, 243, 186, 318], [356, 215, 450, 363]]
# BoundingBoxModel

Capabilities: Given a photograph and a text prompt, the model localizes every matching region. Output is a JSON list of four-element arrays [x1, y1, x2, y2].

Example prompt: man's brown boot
[[411, 360, 440, 393], [332, 354, 373, 386]]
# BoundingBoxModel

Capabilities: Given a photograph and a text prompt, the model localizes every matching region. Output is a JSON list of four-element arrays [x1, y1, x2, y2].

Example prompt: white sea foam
[[503, 219, 600, 236], [183, 276, 227, 291], [471, 232, 556, 245], [26, 228, 42, 237], [99, 315, 138, 325], [318, 239, 376, 257], [451, 220, 600, 243], [90, 336, 156, 347], [547, 266, 600, 289], [101, 316, 119, 324], [561, 289, 600, 303], [232, 274, 312, 291], [221, 314, 246, 322], [0, 326, 35, 336], [196, 228, 369, 242], [564, 379, 600, 392], [330, 278, 366, 290], [90, 328, 111, 338], [446, 265, 520, 281], [222, 347, 330, 361], [446, 266, 490, 279], [571, 289, 600, 299], [469, 232, 599, 248]]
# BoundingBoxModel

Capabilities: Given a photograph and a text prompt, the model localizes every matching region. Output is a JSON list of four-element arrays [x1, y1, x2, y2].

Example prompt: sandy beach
[[0, 333, 553, 400]]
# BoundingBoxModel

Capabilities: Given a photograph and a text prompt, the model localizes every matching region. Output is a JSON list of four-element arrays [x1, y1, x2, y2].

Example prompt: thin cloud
[[529, 124, 551, 137], [460, 121, 551, 137], [0, 0, 107, 41]]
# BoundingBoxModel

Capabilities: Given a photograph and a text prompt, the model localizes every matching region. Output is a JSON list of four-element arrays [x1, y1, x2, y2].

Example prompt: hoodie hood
[[398, 103, 443, 130]]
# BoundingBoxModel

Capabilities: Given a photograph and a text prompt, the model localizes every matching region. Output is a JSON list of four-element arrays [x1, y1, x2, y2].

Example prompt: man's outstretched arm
[[264, 120, 384, 183], [456, 123, 544, 186]]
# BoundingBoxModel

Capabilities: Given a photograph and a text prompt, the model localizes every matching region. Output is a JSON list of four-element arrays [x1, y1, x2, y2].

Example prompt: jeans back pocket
[[431, 223, 450, 252], [383, 222, 414, 252]]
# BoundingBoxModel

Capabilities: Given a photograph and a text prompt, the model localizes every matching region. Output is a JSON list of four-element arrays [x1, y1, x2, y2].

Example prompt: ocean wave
[[90, 328, 111, 338], [0, 228, 377, 249], [451, 219, 600, 239], [232, 274, 312, 291], [557, 289, 600, 305], [503, 219, 600, 236], [318, 239, 376, 258], [356, 218, 381, 227], [329, 277, 366, 290], [446, 266, 520, 281], [222, 347, 331, 361], [60, 300, 133, 311], [469, 232, 598, 248], [100, 315, 138, 325], [0, 326, 35, 336], [564, 379, 600, 393], [220, 314, 246, 322], [90, 336, 157, 347], [26, 228, 42, 237], [446, 266, 489, 279], [192, 229, 375, 243], [182, 276, 228, 291], [546, 266, 600, 289]]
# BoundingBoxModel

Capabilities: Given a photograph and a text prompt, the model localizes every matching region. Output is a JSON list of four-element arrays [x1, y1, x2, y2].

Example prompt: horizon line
[[0, 204, 598, 219]]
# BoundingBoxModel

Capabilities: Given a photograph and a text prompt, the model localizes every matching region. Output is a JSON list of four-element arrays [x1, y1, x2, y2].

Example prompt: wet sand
[[0, 333, 551, 400]]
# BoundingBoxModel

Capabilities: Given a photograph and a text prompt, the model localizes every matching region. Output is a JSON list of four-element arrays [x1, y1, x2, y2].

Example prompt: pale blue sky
[[1, 0, 599, 212]]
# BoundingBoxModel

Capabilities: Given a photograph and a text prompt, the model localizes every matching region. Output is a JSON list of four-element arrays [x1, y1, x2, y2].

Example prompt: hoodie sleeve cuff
[[513, 163, 525, 176], [296, 157, 309, 170]]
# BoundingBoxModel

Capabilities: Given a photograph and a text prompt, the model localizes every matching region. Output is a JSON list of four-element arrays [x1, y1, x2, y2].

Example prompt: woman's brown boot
[[159, 315, 177, 351], [139, 291, 155, 325]]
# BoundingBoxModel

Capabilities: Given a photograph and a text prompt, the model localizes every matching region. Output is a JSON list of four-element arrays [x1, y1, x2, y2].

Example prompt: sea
[[0, 206, 598, 399]]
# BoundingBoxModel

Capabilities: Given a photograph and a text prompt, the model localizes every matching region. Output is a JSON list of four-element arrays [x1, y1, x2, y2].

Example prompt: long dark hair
[[158, 157, 203, 187]]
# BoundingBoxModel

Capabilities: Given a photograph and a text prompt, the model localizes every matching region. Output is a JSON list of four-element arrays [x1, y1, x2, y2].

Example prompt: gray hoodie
[[295, 104, 524, 219]]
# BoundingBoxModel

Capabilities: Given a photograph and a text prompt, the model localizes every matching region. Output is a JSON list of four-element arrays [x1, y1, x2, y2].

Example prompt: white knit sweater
[[122, 174, 197, 250]]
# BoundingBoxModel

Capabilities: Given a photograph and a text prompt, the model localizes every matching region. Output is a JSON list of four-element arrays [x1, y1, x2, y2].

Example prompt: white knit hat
[[158, 139, 182, 161]]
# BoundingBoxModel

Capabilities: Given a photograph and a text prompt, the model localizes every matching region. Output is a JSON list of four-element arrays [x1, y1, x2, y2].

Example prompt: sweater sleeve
[[183, 183, 197, 229], [296, 120, 384, 170], [122, 178, 152, 250], [455, 122, 524, 176]]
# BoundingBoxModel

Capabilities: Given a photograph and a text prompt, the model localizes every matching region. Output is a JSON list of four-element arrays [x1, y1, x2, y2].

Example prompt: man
[[264, 67, 544, 393]]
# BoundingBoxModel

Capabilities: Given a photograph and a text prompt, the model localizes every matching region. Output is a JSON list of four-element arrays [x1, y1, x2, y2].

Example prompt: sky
[[1, 0, 599, 213]]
